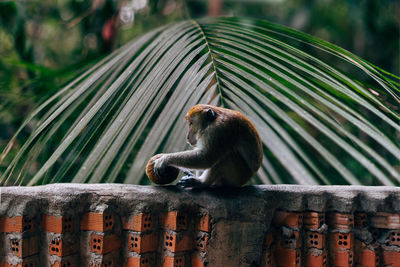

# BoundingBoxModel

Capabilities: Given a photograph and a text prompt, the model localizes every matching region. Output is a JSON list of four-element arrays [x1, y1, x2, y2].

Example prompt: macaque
[[146, 104, 263, 187]]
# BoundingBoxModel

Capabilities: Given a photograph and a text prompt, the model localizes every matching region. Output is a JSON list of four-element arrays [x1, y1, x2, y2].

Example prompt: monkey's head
[[185, 104, 217, 147]]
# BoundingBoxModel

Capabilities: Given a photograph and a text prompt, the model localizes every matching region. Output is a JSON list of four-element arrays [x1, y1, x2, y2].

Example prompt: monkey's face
[[185, 107, 217, 148], [185, 114, 201, 147]]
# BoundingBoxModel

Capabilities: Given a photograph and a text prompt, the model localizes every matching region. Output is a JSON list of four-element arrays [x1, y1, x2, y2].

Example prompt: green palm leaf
[[1, 17, 399, 186]]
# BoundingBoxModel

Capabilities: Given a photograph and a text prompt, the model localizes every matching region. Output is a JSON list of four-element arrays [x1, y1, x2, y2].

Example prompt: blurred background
[[0, 0, 399, 175]]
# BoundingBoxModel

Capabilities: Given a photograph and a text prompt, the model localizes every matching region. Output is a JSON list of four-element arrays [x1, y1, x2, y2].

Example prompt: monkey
[[146, 104, 263, 187]]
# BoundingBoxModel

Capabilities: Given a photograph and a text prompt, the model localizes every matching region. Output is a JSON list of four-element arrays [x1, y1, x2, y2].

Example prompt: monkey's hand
[[176, 176, 205, 188], [153, 154, 170, 177]]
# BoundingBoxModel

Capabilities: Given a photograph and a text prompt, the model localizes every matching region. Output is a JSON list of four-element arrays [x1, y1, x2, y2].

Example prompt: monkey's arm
[[155, 148, 217, 170]]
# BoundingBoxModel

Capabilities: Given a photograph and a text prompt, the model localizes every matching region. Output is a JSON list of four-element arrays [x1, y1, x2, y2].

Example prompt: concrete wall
[[0, 184, 399, 267]]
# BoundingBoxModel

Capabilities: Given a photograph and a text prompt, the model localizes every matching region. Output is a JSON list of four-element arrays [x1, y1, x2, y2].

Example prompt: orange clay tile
[[123, 213, 154, 232], [10, 236, 38, 258], [274, 247, 301, 267], [128, 232, 158, 253], [279, 230, 301, 249], [41, 214, 74, 234], [1, 256, 39, 267], [354, 213, 368, 228], [355, 242, 379, 267], [194, 232, 209, 251], [329, 213, 354, 230], [273, 211, 303, 229], [80, 212, 114, 232], [370, 213, 400, 229], [90, 234, 120, 254], [51, 258, 75, 267], [164, 232, 193, 253], [330, 250, 354, 267], [305, 231, 326, 249], [330, 232, 353, 250], [191, 253, 207, 267], [382, 249, 400, 267], [123, 253, 155, 267], [0, 216, 34, 233], [49, 238, 78, 257], [385, 230, 400, 246], [161, 211, 188, 231], [304, 250, 328, 267], [196, 214, 211, 232], [303, 212, 325, 230], [89, 259, 113, 267], [163, 255, 185, 267]]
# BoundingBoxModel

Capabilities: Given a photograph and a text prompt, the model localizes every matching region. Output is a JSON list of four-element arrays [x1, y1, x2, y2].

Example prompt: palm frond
[[1, 17, 399, 186]]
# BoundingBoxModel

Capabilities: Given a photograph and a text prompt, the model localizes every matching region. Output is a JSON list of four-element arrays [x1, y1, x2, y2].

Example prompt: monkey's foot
[[176, 176, 204, 188], [182, 169, 194, 177]]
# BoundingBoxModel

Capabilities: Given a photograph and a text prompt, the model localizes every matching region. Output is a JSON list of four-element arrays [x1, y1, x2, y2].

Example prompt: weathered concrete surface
[[0, 184, 399, 266]]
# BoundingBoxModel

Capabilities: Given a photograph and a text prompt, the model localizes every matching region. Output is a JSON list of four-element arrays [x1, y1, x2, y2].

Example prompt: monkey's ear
[[205, 108, 216, 122]]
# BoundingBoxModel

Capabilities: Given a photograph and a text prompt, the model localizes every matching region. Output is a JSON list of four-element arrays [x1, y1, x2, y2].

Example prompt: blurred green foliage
[[0, 0, 399, 179]]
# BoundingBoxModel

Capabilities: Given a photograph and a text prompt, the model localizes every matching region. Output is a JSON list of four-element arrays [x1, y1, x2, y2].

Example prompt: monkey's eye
[[188, 121, 193, 126]]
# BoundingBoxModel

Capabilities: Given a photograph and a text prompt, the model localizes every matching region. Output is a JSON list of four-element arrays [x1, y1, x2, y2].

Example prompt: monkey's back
[[215, 108, 263, 177]]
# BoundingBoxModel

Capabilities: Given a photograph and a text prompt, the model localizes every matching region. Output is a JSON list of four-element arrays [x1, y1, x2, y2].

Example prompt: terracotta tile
[[329, 213, 354, 230], [90, 234, 120, 254], [196, 214, 211, 232], [384, 230, 400, 246], [304, 250, 328, 267], [161, 211, 188, 231], [355, 243, 379, 267], [330, 232, 353, 250], [370, 213, 400, 229], [164, 232, 193, 252], [279, 230, 301, 249], [49, 237, 78, 257], [89, 259, 113, 267], [80, 212, 114, 232], [0, 216, 34, 233], [382, 249, 400, 267], [191, 253, 206, 267], [304, 212, 325, 230], [124, 253, 155, 267], [163, 255, 185, 267], [305, 231, 326, 249], [123, 213, 154, 232], [128, 232, 158, 253], [330, 250, 354, 267], [274, 246, 301, 267], [194, 232, 209, 251], [41, 215, 74, 234], [354, 213, 368, 228], [10, 236, 38, 258], [273, 211, 303, 229], [51, 258, 75, 267]]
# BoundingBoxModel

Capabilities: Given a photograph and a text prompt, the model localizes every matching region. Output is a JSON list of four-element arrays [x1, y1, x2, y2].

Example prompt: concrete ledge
[[0, 184, 399, 266]]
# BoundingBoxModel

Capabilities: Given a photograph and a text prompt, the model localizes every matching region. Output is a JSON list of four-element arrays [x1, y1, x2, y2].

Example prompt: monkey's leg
[[176, 170, 210, 188]]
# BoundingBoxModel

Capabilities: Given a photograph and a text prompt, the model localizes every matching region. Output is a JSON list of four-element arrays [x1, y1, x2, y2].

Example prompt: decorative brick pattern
[[0, 216, 34, 233], [161, 211, 188, 231], [164, 231, 193, 252], [90, 234, 120, 254], [123, 213, 154, 232], [162, 255, 186, 267], [1, 184, 399, 266], [128, 232, 158, 253], [124, 253, 156, 267], [41, 215, 74, 234], [262, 210, 400, 267], [80, 212, 114, 232], [10, 236, 39, 258]]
